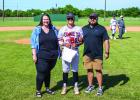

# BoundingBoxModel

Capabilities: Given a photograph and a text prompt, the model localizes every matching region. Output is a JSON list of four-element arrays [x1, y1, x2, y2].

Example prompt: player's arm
[[58, 29, 71, 48], [77, 28, 84, 45]]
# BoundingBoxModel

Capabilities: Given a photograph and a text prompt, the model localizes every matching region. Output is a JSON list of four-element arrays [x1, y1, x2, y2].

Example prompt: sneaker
[[110, 36, 113, 39], [96, 88, 103, 96], [85, 85, 95, 93], [46, 89, 55, 95], [61, 86, 67, 95], [36, 91, 42, 98], [118, 35, 120, 38], [74, 86, 80, 95], [113, 37, 116, 40]]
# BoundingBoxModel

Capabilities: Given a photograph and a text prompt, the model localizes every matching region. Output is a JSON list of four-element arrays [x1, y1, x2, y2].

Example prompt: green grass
[[0, 17, 140, 26], [0, 29, 140, 100]]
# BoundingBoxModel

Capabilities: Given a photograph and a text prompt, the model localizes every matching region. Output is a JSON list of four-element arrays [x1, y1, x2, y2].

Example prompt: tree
[[5, 9, 12, 17]]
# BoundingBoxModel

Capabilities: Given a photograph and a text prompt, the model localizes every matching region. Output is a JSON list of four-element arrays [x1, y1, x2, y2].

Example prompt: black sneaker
[[96, 88, 103, 96], [46, 89, 55, 95], [36, 91, 42, 98]]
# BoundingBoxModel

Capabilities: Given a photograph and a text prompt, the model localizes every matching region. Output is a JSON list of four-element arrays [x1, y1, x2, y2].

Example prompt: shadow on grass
[[50, 74, 129, 93], [116, 36, 131, 39], [51, 75, 87, 93], [103, 74, 130, 91]]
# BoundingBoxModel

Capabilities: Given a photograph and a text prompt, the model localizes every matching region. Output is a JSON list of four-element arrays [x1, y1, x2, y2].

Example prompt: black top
[[82, 24, 109, 60], [37, 28, 58, 59]]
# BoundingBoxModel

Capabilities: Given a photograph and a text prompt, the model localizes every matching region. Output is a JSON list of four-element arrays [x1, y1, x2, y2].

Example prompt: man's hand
[[78, 37, 83, 43], [104, 52, 109, 59]]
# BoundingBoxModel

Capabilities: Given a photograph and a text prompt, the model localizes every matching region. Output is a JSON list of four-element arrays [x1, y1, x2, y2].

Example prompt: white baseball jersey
[[58, 25, 83, 72], [110, 18, 117, 29], [58, 25, 83, 48]]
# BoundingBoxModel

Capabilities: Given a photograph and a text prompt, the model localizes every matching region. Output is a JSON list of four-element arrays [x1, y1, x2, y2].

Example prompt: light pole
[[2, 0, 5, 22], [121, 8, 123, 15], [17, 0, 19, 19], [32, 13, 34, 21], [104, 0, 106, 21]]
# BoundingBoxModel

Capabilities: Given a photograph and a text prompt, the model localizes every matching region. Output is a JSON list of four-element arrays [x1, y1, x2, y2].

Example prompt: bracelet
[[105, 52, 109, 54]]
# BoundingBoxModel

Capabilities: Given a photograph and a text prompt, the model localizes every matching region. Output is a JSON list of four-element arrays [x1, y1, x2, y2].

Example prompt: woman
[[31, 14, 58, 97]]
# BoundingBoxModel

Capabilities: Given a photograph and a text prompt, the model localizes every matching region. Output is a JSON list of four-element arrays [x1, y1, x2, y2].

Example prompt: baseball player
[[58, 12, 83, 95], [110, 15, 117, 40]]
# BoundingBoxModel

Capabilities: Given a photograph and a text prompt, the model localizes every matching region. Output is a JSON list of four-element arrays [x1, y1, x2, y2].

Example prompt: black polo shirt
[[82, 24, 109, 60]]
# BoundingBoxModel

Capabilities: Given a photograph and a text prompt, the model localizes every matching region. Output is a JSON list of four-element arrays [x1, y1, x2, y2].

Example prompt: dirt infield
[[15, 38, 30, 44], [0, 26, 34, 31], [0, 26, 140, 44], [0, 26, 140, 32]]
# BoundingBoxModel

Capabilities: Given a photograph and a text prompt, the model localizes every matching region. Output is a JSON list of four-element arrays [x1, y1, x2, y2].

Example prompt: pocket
[[83, 55, 91, 63]]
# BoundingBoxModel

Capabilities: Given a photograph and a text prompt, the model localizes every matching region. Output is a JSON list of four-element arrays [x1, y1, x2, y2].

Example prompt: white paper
[[62, 47, 77, 63]]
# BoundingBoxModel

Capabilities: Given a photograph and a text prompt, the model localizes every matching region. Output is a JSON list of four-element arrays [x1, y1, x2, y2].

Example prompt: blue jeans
[[119, 28, 125, 39]]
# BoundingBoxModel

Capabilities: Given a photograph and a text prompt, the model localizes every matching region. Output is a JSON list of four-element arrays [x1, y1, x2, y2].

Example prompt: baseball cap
[[89, 13, 98, 19], [113, 15, 116, 17], [66, 12, 75, 18], [120, 15, 123, 18]]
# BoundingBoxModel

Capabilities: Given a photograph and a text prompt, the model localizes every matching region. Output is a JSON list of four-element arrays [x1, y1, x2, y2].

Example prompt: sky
[[0, 0, 140, 11]]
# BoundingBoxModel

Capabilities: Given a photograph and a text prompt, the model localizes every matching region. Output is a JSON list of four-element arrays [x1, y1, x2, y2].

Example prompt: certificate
[[62, 47, 77, 63]]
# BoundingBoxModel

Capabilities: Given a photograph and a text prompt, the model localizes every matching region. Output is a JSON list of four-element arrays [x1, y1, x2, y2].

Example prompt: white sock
[[99, 87, 102, 90], [74, 82, 78, 87], [63, 83, 66, 87]]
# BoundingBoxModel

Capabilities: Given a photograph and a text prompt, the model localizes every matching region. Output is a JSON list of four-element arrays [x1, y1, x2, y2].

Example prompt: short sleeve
[[58, 27, 64, 39], [103, 28, 109, 41], [79, 27, 84, 37]]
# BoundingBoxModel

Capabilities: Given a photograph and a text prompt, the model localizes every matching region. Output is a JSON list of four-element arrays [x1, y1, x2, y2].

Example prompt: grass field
[[0, 17, 140, 26], [0, 27, 140, 100]]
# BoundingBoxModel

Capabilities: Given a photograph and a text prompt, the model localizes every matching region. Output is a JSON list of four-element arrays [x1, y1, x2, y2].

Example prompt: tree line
[[0, 5, 140, 17]]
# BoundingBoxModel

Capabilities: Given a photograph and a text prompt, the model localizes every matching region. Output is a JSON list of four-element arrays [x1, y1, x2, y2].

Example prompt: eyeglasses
[[67, 18, 74, 20]]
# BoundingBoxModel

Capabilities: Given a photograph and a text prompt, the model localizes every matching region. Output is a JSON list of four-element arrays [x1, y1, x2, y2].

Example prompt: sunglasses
[[89, 16, 97, 20], [67, 18, 74, 20]]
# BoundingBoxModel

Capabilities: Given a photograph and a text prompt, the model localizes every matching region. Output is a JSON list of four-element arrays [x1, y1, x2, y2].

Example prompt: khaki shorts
[[83, 55, 103, 70]]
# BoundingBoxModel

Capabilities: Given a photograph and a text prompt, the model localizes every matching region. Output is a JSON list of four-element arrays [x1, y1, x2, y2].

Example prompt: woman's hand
[[32, 48, 37, 63], [32, 54, 37, 63]]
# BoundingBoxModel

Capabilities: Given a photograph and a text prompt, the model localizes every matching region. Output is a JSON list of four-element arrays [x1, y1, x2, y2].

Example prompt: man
[[58, 12, 83, 95], [118, 15, 125, 39], [82, 13, 110, 96], [110, 15, 117, 40]]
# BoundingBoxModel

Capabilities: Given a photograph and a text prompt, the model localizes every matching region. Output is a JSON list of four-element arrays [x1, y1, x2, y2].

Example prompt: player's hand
[[78, 37, 83, 43], [104, 52, 109, 59], [65, 43, 71, 48], [71, 43, 77, 48], [32, 54, 37, 63]]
